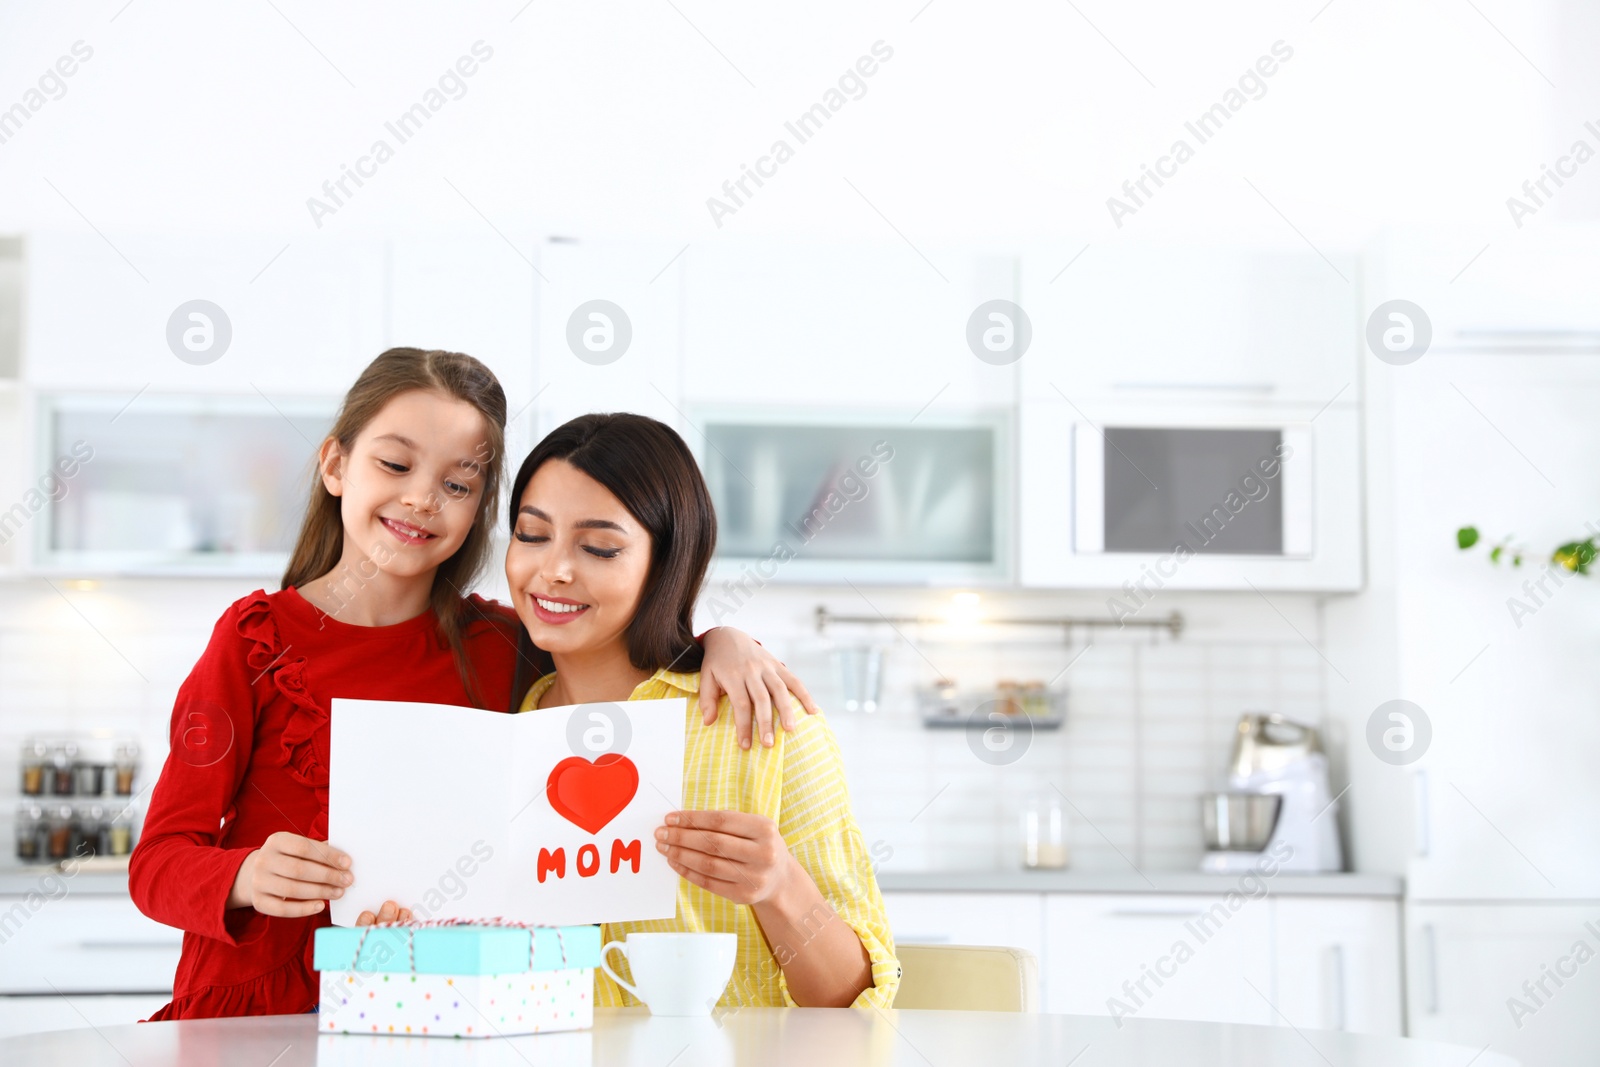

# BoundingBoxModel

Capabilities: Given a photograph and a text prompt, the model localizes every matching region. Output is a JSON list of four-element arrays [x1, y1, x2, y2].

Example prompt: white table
[[0, 1008, 1518, 1066]]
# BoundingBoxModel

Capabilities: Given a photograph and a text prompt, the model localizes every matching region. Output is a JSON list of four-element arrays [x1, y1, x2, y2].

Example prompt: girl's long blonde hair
[[281, 348, 508, 705]]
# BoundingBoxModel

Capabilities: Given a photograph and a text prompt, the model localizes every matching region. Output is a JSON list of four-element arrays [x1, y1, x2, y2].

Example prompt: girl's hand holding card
[[228, 831, 354, 918]]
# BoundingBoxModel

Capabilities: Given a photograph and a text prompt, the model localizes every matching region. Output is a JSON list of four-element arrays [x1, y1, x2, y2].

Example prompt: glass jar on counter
[[73, 803, 107, 858], [49, 742, 78, 796], [15, 803, 46, 863], [45, 804, 74, 861], [108, 807, 134, 857], [113, 740, 140, 796], [20, 739, 50, 796], [1020, 795, 1070, 870]]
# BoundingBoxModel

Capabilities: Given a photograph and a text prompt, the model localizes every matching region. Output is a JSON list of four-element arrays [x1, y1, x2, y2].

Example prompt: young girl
[[501, 412, 899, 1008], [129, 349, 812, 1020]]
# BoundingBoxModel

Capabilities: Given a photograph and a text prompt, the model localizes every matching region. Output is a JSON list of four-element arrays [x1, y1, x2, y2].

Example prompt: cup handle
[[599, 940, 647, 1004]]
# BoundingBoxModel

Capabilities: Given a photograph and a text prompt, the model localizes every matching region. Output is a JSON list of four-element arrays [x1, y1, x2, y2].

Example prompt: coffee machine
[[1200, 713, 1343, 874]]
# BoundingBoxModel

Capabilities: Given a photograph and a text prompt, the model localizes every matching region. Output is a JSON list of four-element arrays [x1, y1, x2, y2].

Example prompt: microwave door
[[1074, 425, 1311, 558]]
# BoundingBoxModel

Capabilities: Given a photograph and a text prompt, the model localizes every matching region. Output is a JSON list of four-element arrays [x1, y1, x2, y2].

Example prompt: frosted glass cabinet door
[[696, 411, 1011, 584], [36, 393, 333, 575]]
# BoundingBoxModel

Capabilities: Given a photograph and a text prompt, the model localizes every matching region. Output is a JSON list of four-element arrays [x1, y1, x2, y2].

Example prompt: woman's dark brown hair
[[281, 347, 508, 705], [505, 413, 717, 709]]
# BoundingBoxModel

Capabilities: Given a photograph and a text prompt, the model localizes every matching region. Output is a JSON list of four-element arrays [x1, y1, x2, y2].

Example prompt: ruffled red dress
[[128, 587, 524, 1020]]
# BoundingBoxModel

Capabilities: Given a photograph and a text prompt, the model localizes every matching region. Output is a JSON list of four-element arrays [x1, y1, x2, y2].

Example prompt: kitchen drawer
[[882, 891, 1045, 956], [1043, 894, 1274, 1025], [0, 895, 182, 994]]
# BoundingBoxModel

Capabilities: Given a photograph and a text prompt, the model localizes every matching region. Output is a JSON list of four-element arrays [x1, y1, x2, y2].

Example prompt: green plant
[[1457, 525, 1597, 575]]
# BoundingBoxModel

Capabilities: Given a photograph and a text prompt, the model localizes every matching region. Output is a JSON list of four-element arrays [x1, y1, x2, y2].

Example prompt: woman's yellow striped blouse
[[519, 667, 900, 1009]]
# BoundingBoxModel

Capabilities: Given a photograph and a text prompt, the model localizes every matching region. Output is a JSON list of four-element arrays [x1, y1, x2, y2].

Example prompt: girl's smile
[[379, 515, 439, 544]]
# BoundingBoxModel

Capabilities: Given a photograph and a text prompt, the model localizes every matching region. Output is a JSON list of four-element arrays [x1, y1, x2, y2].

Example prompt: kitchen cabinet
[[882, 889, 1402, 1031], [1043, 894, 1274, 1025], [1374, 229, 1600, 349], [1018, 244, 1359, 407], [1387, 352, 1600, 900], [1407, 902, 1600, 1067], [1275, 897, 1402, 1034], [532, 239, 686, 434], [695, 408, 1012, 585], [387, 235, 536, 404], [680, 245, 1019, 410], [0, 385, 26, 574], [0, 894, 181, 995], [30, 392, 334, 576], [882, 891, 1046, 956], [24, 233, 385, 395]]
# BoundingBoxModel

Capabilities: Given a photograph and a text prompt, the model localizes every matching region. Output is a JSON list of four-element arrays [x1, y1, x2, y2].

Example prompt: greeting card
[[326, 696, 687, 927]]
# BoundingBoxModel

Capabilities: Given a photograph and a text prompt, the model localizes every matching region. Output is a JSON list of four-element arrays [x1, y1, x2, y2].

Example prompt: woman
[[505, 412, 899, 1008]]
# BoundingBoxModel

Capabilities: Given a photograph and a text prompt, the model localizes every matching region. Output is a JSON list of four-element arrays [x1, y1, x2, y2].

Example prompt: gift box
[[314, 923, 600, 1038]]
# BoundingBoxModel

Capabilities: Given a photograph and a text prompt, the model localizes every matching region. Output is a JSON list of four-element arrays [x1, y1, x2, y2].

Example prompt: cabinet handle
[[1326, 944, 1346, 1031], [75, 940, 185, 950], [1105, 909, 1204, 919], [1414, 770, 1431, 858], [1422, 924, 1439, 1015], [1110, 382, 1277, 394]]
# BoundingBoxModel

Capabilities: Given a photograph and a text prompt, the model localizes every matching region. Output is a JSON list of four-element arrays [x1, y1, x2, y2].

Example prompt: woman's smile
[[531, 593, 591, 624]]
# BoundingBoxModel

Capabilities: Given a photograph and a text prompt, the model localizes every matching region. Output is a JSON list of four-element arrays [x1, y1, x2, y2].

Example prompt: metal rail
[[813, 605, 1184, 639]]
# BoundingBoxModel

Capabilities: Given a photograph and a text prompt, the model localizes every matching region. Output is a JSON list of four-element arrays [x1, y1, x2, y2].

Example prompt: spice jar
[[50, 742, 78, 796], [21, 739, 49, 796], [995, 680, 1023, 717], [76, 736, 117, 797], [113, 740, 140, 796], [108, 807, 133, 857], [74, 761, 105, 797], [1021, 681, 1050, 718], [46, 804, 74, 861], [15, 803, 46, 863], [73, 803, 107, 858]]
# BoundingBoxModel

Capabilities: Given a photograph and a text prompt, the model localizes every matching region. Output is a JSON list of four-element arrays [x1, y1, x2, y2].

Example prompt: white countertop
[[0, 1008, 1515, 1066], [0, 869, 1404, 898], [877, 871, 1404, 897]]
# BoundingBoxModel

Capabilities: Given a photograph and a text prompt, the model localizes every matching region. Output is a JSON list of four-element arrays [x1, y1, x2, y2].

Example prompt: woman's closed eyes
[[512, 529, 623, 558]]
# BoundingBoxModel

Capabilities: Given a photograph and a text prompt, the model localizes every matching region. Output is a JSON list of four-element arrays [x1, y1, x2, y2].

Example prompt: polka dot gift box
[[313, 922, 599, 1039]]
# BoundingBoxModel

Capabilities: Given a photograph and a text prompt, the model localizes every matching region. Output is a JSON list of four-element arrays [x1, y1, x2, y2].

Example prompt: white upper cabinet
[[1375, 227, 1600, 347], [532, 240, 685, 431], [1019, 244, 1359, 410], [681, 245, 1020, 411], [25, 232, 385, 395], [387, 235, 536, 404]]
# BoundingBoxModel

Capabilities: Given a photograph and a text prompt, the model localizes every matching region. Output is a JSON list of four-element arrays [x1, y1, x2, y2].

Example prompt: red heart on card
[[546, 754, 639, 835]]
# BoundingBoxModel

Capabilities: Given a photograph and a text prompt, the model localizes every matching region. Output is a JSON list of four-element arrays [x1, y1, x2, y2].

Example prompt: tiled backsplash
[[773, 617, 1330, 876], [0, 578, 1336, 877]]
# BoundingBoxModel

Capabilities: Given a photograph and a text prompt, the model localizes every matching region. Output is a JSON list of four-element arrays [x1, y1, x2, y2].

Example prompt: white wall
[[0, 0, 1582, 245]]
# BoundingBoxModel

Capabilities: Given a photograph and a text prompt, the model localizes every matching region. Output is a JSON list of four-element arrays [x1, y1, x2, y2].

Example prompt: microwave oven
[[1019, 401, 1362, 591]]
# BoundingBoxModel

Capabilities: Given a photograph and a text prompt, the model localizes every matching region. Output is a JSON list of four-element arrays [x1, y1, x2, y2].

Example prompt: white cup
[[599, 932, 737, 1016]]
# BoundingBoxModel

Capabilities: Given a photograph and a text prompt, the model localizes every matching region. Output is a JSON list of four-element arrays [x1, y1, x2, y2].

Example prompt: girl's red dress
[[128, 587, 523, 1020]]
